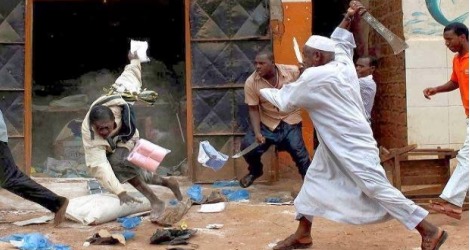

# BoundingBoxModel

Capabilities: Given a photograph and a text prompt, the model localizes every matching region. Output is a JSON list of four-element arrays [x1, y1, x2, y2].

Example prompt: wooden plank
[[393, 155, 401, 189], [24, 0, 33, 174], [402, 175, 448, 186], [403, 186, 444, 197], [184, 0, 194, 182], [400, 159, 449, 175]]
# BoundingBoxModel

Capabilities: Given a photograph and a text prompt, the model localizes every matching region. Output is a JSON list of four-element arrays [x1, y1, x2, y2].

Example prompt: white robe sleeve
[[260, 74, 311, 113], [330, 27, 356, 62]]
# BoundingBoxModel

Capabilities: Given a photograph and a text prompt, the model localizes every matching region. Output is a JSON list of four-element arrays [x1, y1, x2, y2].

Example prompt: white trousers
[[441, 118, 469, 207]]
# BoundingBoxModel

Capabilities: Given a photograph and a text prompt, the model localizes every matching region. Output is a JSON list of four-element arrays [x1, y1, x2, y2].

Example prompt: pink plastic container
[[127, 139, 171, 172]]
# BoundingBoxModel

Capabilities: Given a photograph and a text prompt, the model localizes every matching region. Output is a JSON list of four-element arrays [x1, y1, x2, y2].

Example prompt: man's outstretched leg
[[127, 176, 164, 221], [274, 216, 313, 250], [0, 142, 69, 227], [145, 173, 183, 201]]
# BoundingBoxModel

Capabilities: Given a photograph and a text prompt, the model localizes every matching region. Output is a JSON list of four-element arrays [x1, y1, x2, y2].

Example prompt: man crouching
[[81, 52, 182, 222]]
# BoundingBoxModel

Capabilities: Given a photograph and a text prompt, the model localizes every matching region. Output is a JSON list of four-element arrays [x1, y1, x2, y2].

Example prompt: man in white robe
[[260, 2, 447, 250]]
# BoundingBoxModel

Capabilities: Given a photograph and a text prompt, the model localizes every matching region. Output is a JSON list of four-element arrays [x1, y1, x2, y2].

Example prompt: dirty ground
[[0, 177, 468, 250]]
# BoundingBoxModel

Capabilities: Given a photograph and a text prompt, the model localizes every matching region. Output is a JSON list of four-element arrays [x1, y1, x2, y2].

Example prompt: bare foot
[[54, 197, 69, 227], [165, 177, 183, 201], [149, 200, 165, 221], [273, 233, 312, 250], [421, 228, 448, 250]]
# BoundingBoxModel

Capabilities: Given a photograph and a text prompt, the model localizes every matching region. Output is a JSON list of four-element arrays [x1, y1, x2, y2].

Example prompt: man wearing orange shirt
[[423, 22, 468, 220]]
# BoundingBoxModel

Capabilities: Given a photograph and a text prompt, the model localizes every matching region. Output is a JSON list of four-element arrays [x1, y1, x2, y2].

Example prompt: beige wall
[[403, 0, 468, 152]]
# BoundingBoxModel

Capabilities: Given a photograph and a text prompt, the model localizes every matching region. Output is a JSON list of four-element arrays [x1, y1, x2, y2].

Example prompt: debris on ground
[[149, 228, 197, 245], [117, 216, 142, 229], [13, 215, 54, 226], [198, 202, 226, 213], [212, 180, 239, 188], [205, 224, 224, 229], [85, 229, 134, 246], [0, 233, 70, 250], [221, 189, 250, 201]]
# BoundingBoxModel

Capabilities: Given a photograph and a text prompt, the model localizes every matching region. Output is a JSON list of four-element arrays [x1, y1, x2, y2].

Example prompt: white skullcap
[[305, 35, 336, 52]]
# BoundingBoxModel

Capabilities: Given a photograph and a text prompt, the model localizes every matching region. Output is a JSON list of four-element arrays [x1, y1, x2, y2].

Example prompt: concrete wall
[[403, 0, 468, 151]]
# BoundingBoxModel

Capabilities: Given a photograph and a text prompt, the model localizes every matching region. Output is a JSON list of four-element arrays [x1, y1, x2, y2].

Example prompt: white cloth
[[0, 109, 8, 143], [305, 35, 336, 52], [260, 27, 428, 230], [440, 118, 469, 207], [358, 75, 377, 121], [112, 59, 142, 94]]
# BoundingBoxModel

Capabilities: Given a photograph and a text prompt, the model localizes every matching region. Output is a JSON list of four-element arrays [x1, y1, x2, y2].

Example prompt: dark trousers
[[0, 141, 63, 213], [241, 121, 311, 177]]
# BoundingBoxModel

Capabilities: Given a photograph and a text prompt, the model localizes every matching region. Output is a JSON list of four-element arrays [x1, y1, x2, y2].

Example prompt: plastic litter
[[0, 233, 70, 250], [122, 231, 135, 241], [117, 216, 142, 229], [197, 141, 228, 171], [186, 185, 204, 203], [265, 197, 282, 203], [212, 180, 239, 188], [221, 189, 250, 201]]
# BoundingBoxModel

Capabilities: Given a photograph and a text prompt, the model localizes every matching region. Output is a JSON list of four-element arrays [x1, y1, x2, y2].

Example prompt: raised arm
[[331, 1, 366, 61]]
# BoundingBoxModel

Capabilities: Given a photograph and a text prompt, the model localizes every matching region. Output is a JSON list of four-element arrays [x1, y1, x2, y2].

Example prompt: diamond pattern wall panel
[[193, 89, 234, 133], [0, 0, 24, 43], [191, 0, 269, 39], [0, 91, 23, 136], [9, 137, 24, 171], [234, 88, 249, 132], [192, 40, 271, 86], [0, 44, 24, 89]]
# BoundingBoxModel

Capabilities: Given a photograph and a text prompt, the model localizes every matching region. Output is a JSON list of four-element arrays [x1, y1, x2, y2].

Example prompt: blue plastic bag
[[222, 189, 249, 201], [22, 233, 51, 250], [265, 197, 282, 203], [186, 184, 204, 203], [117, 216, 142, 229], [0, 233, 70, 250], [122, 231, 136, 240], [212, 180, 239, 188]]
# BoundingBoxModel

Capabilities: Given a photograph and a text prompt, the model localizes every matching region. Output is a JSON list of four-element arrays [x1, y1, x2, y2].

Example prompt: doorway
[[31, 0, 186, 177]]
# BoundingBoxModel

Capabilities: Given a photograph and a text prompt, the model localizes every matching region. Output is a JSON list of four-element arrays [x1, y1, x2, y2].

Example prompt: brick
[[368, 0, 407, 148]]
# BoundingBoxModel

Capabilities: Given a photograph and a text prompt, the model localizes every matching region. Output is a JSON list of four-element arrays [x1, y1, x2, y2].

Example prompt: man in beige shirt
[[81, 52, 182, 222], [239, 51, 311, 188]]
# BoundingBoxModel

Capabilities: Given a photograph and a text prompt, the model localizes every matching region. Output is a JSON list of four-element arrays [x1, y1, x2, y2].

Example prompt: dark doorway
[[313, 0, 349, 37], [32, 0, 186, 177]]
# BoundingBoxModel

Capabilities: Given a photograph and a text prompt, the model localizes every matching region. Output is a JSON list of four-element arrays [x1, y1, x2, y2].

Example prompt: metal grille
[[0, 0, 25, 170], [190, 0, 271, 182]]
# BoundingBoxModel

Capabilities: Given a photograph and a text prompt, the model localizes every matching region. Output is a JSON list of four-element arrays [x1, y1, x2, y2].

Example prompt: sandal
[[422, 229, 448, 250], [428, 201, 462, 220], [273, 234, 312, 250]]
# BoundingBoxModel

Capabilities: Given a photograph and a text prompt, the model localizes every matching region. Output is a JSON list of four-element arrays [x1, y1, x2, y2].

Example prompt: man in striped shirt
[[355, 56, 378, 123]]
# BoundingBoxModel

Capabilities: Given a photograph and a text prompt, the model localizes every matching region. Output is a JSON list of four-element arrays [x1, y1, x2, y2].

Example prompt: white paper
[[198, 202, 226, 213], [130, 40, 150, 63]]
